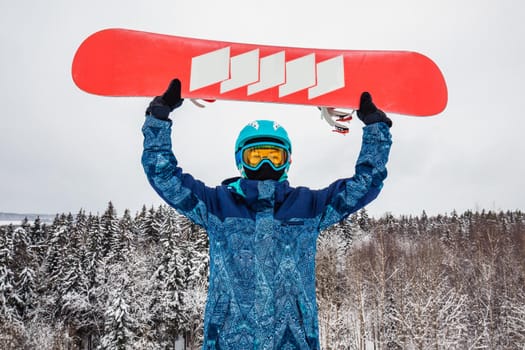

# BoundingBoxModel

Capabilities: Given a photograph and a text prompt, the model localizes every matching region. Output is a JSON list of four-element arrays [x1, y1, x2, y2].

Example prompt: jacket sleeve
[[141, 115, 210, 228], [318, 122, 392, 231]]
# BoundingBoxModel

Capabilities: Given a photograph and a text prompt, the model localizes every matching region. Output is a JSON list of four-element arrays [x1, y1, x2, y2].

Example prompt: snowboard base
[[72, 28, 448, 116]]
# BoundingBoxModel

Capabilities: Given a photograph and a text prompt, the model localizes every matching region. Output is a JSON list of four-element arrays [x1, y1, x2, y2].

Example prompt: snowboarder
[[142, 79, 392, 349]]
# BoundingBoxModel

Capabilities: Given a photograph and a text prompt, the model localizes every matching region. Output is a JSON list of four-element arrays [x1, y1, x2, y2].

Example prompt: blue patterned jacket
[[142, 116, 392, 350]]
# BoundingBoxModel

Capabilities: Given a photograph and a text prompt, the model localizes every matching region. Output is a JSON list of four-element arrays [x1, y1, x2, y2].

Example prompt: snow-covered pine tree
[[107, 208, 134, 264], [100, 202, 119, 259], [28, 217, 49, 269], [0, 225, 35, 348], [100, 282, 134, 350], [81, 213, 107, 346], [85, 213, 103, 285], [136, 205, 163, 245], [178, 215, 209, 348], [357, 207, 372, 234], [149, 207, 186, 347], [14, 265, 36, 321], [59, 210, 91, 342], [7, 226, 35, 321], [0, 225, 17, 322]]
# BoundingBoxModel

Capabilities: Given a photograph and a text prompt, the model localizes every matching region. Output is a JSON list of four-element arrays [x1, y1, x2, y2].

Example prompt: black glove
[[146, 79, 184, 120], [357, 92, 392, 128]]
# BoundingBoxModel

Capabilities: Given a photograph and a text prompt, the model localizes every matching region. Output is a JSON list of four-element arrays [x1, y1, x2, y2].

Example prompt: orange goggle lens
[[242, 145, 288, 169]]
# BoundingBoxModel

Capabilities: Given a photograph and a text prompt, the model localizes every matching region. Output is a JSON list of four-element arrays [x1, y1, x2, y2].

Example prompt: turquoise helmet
[[235, 120, 292, 180]]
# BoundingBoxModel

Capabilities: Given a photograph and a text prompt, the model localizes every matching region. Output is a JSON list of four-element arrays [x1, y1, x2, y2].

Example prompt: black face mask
[[244, 163, 285, 181]]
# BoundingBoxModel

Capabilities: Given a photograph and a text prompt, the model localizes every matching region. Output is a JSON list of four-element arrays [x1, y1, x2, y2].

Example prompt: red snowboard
[[72, 28, 447, 116]]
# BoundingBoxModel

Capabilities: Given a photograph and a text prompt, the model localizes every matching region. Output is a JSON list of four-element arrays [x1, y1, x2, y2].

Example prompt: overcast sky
[[1, 0, 524, 218]]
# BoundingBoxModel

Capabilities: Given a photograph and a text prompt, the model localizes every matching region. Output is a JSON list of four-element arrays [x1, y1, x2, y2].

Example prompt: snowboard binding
[[190, 98, 216, 108], [319, 107, 354, 134]]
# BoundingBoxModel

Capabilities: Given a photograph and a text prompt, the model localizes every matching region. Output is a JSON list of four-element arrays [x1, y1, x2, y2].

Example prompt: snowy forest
[[1, 203, 524, 350]]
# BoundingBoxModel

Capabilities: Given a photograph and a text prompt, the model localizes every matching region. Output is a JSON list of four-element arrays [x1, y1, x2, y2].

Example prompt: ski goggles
[[240, 143, 289, 170]]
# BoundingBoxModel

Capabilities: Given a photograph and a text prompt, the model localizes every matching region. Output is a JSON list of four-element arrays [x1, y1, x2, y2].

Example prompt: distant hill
[[0, 212, 56, 225]]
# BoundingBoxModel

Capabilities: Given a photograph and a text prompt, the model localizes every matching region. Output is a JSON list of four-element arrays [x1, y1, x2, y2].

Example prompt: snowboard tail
[[72, 28, 448, 116]]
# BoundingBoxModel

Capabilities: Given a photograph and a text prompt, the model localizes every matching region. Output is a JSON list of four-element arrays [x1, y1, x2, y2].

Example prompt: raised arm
[[141, 79, 210, 228], [319, 92, 392, 230]]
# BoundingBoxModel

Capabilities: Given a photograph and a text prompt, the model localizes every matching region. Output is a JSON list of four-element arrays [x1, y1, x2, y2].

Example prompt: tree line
[[1, 204, 524, 349]]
